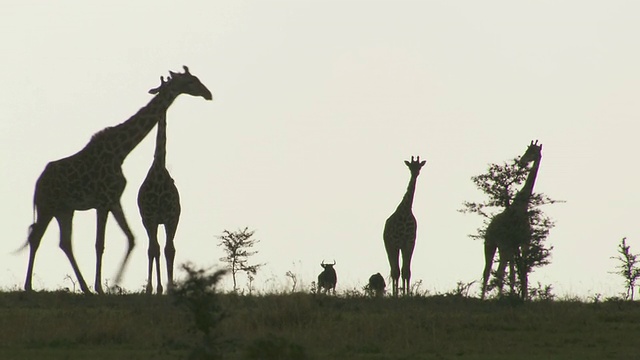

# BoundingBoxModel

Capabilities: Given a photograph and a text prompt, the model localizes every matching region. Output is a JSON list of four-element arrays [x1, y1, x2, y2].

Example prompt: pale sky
[[2, 1, 639, 297]]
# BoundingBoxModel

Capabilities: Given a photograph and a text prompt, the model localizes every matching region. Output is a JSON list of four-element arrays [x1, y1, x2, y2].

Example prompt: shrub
[[610, 237, 640, 300], [173, 263, 227, 359]]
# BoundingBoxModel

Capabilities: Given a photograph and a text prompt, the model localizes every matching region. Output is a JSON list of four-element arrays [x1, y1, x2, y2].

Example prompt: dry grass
[[0, 291, 639, 359]]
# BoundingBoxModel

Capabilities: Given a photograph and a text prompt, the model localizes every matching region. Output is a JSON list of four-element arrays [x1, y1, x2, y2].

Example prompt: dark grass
[[0, 291, 639, 359]]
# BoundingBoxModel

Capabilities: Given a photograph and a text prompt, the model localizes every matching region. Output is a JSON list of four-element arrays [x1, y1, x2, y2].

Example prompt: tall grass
[[0, 291, 639, 359]]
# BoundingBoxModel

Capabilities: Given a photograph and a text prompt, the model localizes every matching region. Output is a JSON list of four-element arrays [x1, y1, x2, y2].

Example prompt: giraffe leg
[[519, 243, 530, 300], [401, 248, 414, 296], [386, 248, 400, 297], [508, 261, 516, 296], [56, 212, 91, 294], [481, 240, 497, 299], [109, 203, 135, 287], [24, 213, 53, 292], [164, 220, 178, 294], [94, 209, 108, 294], [401, 268, 411, 296], [495, 257, 509, 297], [142, 220, 159, 295]]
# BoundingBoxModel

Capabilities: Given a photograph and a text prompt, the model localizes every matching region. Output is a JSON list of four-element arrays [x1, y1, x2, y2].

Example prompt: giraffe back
[[35, 151, 126, 212], [137, 165, 181, 225], [383, 211, 417, 248]]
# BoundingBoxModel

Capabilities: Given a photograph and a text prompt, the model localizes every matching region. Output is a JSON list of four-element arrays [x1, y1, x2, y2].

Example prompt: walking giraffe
[[23, 66, 212, 294], [383, 156, 426, 296], [138, 72, 206, 294], [481, 140, 542, 300]]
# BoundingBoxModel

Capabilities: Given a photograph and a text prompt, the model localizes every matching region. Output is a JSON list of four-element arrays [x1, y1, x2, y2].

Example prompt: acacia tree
[[460, 157, 559, 298], [610, 237, 640, 300], [217, 227, 264, 293]]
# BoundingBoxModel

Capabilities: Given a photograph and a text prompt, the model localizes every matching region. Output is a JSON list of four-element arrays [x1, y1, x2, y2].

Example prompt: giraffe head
[[518, 140, 542, 167], [148, 65, 212, 100], [404, 156, 426, 177]]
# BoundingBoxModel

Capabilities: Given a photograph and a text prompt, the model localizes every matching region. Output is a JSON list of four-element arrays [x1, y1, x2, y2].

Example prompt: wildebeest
[[317, 260, 337, 294], [367, 272, 386, 297]]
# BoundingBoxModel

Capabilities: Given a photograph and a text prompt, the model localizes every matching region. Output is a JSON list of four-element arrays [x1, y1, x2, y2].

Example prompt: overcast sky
[[2, 1, 639, 297]]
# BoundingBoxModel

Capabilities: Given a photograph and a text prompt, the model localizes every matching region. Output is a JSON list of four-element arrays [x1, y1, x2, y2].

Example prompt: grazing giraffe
[[138, 72, 208, 295], [383, 156, 426, 296], [23, 66, 212, 294], [481, 140, 542, 300]]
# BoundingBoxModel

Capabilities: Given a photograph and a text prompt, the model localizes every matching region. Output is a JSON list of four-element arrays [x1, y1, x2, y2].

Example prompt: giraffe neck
[[89, 90, 178, 163], [396, 175, 418, 212], [512, 158, 540, 208], [152, 115, 167, 168]]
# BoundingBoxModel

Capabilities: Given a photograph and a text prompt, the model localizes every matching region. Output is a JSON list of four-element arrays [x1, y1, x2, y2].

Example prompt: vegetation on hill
[[1, 289, 639, 360]]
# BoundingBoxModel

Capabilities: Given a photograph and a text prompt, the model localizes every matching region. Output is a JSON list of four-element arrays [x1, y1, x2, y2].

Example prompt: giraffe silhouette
[[383, 156, 426, 296], [137, 73, 205, 295], [23, 66, 212, 294], [481, 140, 542, 300]]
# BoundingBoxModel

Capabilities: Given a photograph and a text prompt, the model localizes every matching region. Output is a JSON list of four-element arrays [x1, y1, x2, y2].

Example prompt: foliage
[[529, 282, 555, 302], [172, 263, 227, 359], [285, 270, 298, 293], [445, 280, 476, 298], [610, 237, 640, 300], [102, 278, 130, 296], [216, 227, 264, 293], [590, 293, 603, 304], [409, 279, 431, 297], [63, 274, 79, 294], [459, 155, 559, 298]]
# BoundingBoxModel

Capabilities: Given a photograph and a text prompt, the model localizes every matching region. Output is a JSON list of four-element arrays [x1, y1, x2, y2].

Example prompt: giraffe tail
[[13, 228, 33, 254], [32, 194, 36, 225], [13, 199, 37, 254]]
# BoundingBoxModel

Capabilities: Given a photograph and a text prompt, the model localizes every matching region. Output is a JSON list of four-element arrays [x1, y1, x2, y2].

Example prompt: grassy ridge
[[0, 291, 639, 359]]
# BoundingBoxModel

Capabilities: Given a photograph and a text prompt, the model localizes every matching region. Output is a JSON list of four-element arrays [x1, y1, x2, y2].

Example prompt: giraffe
[[23, 66, 212, 294], [383, 156, 426, 296], [137, 74, 194, 295], [481, 140, 542, 300]]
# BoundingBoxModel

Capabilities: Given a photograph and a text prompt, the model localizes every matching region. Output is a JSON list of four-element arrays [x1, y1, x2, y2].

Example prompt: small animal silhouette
[[317, 260, 337, 294], [367, 272, 386, 297]]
